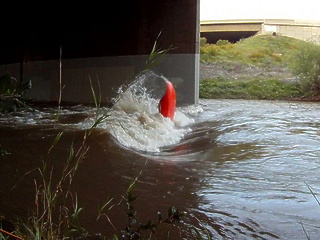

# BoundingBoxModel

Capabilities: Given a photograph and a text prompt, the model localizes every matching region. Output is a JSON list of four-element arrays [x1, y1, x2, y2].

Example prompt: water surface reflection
[[1, 99, 320, 239]]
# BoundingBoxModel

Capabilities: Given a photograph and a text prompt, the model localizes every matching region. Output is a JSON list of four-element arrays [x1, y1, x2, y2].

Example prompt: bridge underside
[[0, 1, 200, 106], [200, 21, 262, 43], [201, 31, 258, 43]]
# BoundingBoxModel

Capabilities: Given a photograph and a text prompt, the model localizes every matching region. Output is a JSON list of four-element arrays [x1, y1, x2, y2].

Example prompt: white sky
[[200, 0, 320, 21]]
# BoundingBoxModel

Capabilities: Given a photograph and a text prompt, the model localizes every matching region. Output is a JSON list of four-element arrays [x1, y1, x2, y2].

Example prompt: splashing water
[[98, 71, 200, 152], [0, 71, 202, 153]]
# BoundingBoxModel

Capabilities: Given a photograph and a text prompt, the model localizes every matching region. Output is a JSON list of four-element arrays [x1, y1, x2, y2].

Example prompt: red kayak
[[159, 80, 176, 121]]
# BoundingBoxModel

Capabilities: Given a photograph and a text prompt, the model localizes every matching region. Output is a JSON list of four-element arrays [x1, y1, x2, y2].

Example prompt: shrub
[[201, 44, 220, 56], [200, 37, 207, 47], [289, 41, 320, 94], [216, 39, 229, 46], [0, 73, 32, 112]]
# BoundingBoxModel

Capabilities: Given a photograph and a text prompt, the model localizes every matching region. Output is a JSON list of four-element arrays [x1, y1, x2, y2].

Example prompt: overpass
[[201, 19, 320, 43], [0, 1, 200, 106]]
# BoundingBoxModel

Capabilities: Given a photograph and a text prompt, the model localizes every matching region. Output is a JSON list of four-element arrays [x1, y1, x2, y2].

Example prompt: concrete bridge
[[0, 1, 200, 106], [201, 19, 320, 43]]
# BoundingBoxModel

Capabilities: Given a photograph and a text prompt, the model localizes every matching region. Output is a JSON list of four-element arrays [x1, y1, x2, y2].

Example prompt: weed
[[0, 72, 33, 112], [288, 40, 320, 95], [121, 171, 185, 239], [300, 182, 320, 240], [0, 34, 210, 240]]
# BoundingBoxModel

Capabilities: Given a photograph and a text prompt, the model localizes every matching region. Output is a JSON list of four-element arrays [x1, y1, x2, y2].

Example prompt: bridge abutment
[[0, 0, 200, 106]]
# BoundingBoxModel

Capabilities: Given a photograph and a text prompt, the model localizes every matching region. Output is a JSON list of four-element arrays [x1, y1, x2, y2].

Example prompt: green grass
[[200, 78, 303, 100], [200, 34, 320, 100]]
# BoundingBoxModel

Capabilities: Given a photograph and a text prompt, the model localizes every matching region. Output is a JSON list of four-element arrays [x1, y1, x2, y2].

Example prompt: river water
[[1, 73, 320, 239]]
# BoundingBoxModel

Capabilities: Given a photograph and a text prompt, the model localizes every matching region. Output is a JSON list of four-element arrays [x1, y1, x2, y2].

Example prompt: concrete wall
[[261, 19, 320, 43], [0, 0, 200, 106]]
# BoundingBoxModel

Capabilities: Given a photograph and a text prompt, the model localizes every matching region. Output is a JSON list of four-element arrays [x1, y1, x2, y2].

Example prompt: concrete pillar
[[0, 0, 200, 105]]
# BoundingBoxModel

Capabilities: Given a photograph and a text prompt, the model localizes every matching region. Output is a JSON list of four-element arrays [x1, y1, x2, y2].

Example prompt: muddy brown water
[[1, 99, 320, 239]]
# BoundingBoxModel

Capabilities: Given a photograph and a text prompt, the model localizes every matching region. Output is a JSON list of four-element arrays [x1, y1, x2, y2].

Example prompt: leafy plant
[[200, 37, 207, 47], [0, 73, 32, 112], [95, 163, 187, 240], [216, 39, 230, 46], [288, 40, 320, 95], [121, 178, 185, 240]]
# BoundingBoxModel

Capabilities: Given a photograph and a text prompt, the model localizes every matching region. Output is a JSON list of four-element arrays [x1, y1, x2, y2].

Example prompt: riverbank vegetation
[[0, 129, 190, 240], [0, 73, 32, 112], [200, 34, 320, 101]]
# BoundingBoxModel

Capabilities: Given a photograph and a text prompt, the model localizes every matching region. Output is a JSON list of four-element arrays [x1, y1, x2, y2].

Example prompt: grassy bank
[[200, 34, 320, 100], [200, 78, 303, 100]]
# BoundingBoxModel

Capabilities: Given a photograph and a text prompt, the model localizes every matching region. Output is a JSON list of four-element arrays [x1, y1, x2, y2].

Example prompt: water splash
[[0, 71, 202, 153], [98, 71, 200, 152]]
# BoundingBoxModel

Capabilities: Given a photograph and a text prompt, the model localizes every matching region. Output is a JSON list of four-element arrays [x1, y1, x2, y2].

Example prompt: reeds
[[300, 182, 320, 240], [0, 35, 212, 240]]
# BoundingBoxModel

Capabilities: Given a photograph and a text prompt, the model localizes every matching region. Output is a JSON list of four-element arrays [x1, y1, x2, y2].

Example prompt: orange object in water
[[159, 80, 176, 121]]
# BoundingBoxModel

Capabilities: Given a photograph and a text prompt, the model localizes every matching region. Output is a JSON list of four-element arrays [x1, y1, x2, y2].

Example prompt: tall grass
[[300, 182, 320, 240], [3, 75, 111, 239], [288, 40, 320, 95], [13, 129, 91, 239], [1, 36, 212, 240]]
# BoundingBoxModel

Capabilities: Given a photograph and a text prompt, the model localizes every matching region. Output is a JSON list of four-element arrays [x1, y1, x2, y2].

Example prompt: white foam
[[0, 71, 201, 153], [96, 72, 197, 152]]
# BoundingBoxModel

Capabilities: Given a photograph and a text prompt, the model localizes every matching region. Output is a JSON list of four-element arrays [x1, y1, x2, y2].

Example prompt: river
[[1, 73, 320, 239]]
